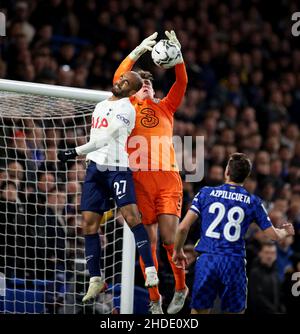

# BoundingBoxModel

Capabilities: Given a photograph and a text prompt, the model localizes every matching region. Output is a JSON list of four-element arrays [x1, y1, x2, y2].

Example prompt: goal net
[[0, 80, 135, 314]]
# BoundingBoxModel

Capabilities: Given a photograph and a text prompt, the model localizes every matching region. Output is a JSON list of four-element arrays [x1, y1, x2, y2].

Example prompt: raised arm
[[162, 63, 188, 112], [113, 32, 158, 84], [161, 31, 188, 112], [113, 56, 135, 84]]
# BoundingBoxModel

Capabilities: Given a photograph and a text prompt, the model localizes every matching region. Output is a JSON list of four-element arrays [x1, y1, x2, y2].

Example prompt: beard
[[111, 84, 126, 97]]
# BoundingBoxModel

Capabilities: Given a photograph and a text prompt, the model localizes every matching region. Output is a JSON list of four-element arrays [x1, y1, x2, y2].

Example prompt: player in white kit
[[58, 71, 159, 303]]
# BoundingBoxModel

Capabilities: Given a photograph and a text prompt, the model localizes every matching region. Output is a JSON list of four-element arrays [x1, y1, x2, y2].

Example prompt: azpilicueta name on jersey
[[209, 189, 251, 204]]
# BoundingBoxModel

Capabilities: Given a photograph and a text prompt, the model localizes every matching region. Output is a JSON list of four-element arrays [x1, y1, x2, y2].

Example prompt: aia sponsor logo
[[91, 116, 108, 129]]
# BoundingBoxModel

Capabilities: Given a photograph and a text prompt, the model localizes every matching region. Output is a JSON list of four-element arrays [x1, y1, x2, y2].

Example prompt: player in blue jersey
[[173, 153, 294, 314]]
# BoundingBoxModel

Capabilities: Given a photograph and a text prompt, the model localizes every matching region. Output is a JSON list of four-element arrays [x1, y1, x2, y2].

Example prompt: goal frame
[[0, 78, 136, 314]]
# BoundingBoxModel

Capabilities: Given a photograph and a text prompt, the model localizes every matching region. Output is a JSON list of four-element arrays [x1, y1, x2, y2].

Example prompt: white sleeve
[[75, 133, 113, 156], [75, 105, 134, 156]]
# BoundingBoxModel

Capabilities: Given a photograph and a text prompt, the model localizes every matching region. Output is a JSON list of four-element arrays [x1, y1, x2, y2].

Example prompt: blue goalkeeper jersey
[[190, 183, 272, 257]]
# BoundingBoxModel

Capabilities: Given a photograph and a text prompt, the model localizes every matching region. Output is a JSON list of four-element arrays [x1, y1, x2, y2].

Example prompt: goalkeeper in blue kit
[[173, 153, 294, 314]]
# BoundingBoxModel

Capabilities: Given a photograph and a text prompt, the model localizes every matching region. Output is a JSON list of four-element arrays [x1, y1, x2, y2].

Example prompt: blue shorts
[[191, 253, 247, 313], [80, 161, 137, 214]]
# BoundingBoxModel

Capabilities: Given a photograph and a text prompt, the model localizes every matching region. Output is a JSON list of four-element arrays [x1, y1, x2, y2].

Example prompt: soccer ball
[[151, 39, 181, 69]]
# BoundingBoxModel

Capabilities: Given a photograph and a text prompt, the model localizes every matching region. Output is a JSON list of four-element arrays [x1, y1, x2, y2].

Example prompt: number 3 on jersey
[[206, 202, 245, 242]]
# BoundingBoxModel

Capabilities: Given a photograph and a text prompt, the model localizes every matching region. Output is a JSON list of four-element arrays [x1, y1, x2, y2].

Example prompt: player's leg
[[219, 256, 248, 314], [190, 254, 219, 313], [158, 214, 184, 285], [119, 203, 159, 288], [159, 214, 188, 314], [81, 211, 102, 278], [132, 171, 163, 313], [110, 170, 159, 288], [80, 162, 109, 303], [156, 171, 188, 314], [81, 211, 106, 302], [140, 223, 163, 314]]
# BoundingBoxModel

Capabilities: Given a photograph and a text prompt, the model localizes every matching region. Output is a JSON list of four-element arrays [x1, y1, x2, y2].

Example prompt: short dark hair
[[227, 153, 252, 183], [134, 73, 143, 92], [137, 70, 154, 81]]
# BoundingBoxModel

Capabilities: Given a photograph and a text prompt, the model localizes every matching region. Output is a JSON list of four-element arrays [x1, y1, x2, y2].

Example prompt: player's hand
[[165, 30, 181, 49], [165, 30, 183, 64], [129, 32, 158, 61], [172, 249, 187, 269], [281, 223, 295, 236], [57, 148, 78, 162]]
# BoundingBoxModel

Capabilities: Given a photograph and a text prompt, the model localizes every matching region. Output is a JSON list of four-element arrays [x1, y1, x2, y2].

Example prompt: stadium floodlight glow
[[0, 79, 134, 314]]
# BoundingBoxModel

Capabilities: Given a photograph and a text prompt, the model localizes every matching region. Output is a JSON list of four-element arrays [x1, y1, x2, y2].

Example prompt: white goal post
[[0, 78, 136, 314]]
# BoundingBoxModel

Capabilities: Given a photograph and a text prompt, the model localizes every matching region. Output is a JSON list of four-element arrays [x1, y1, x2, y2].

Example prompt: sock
[[84, 233, 101, 277], [139, 245, 160, 302], [131, 224, 154, 267], [163, 243, 186, 291]]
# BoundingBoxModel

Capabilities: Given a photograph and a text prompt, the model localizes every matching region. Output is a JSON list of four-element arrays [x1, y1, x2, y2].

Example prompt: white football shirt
[[75, 97, 135, 167]]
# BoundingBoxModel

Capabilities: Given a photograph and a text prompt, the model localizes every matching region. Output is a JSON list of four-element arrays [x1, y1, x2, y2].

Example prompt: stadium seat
[[0, 278, 64, 314], [1, 288, 45, 313]]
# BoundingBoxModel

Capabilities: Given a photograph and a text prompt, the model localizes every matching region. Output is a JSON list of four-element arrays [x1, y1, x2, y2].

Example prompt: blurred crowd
[[0, 0, 300, 313]]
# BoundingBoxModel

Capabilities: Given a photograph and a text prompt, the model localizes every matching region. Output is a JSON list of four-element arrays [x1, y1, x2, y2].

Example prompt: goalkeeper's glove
[[129, 32, 158, 61], [165, 30, 183, 64], [165, 30, 181, 49], [57, 148, 78, 162]]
